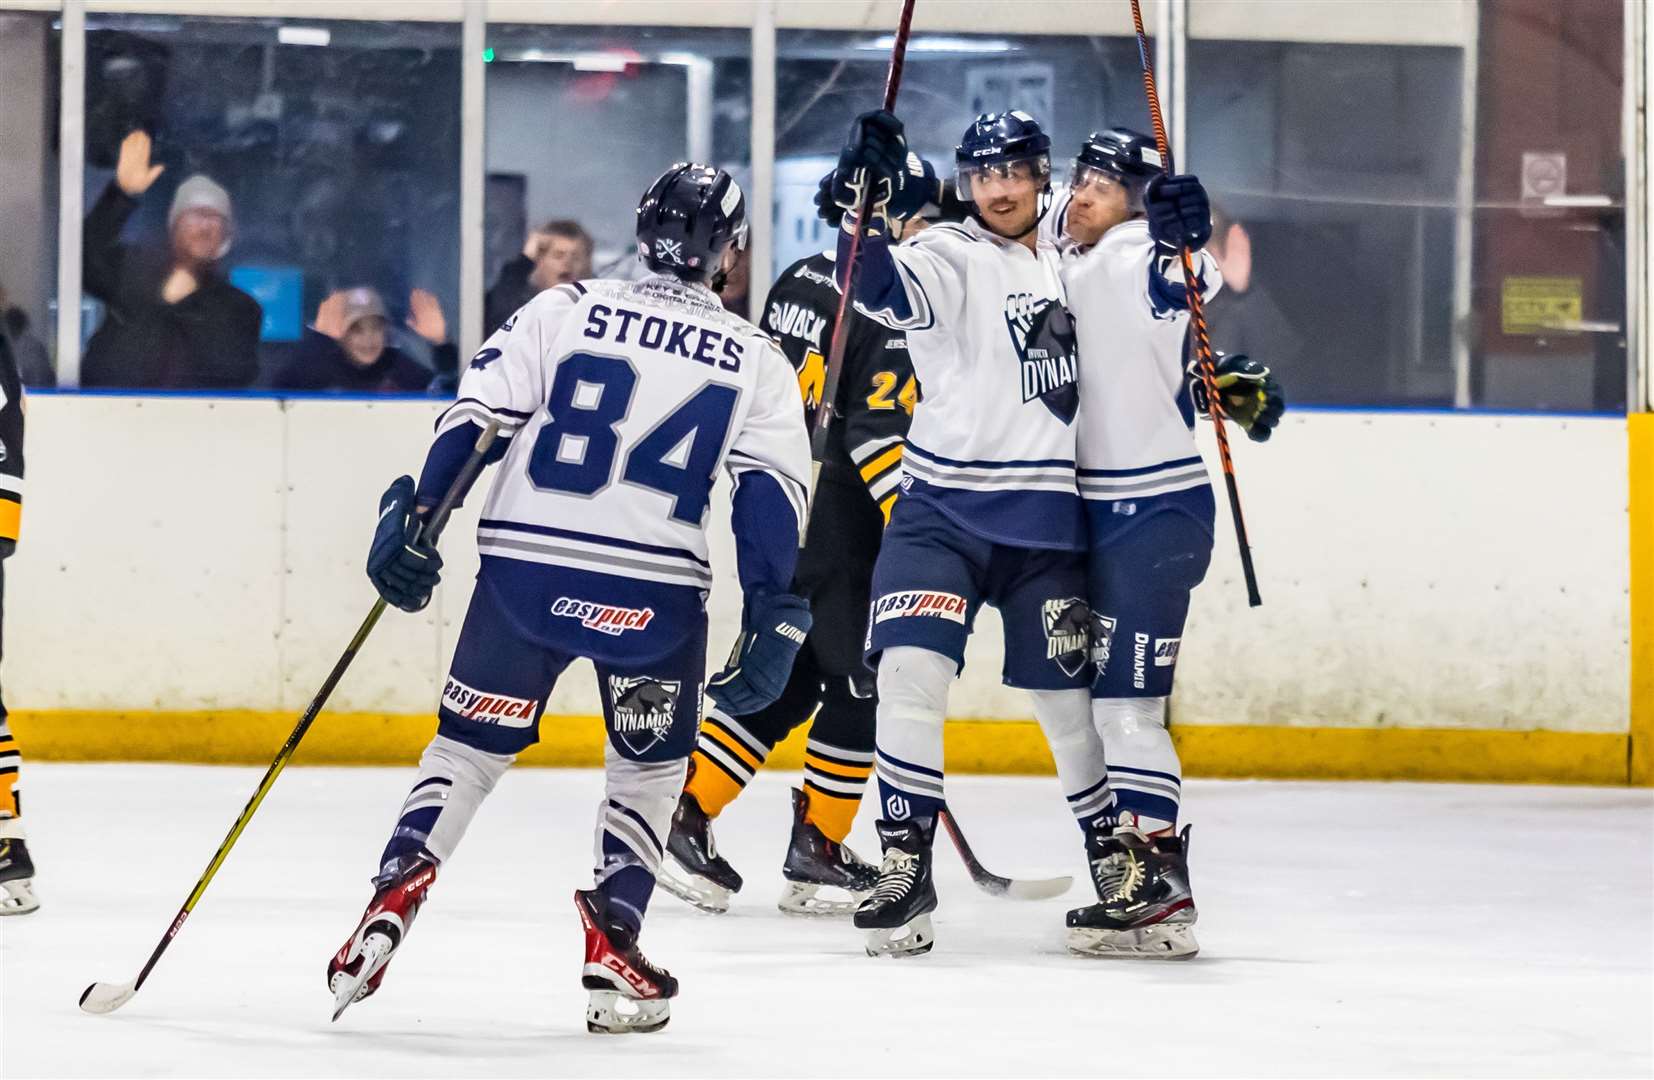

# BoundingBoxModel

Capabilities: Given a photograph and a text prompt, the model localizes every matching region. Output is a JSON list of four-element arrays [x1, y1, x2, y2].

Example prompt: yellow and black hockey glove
[[1188, 353, 1285, 442]]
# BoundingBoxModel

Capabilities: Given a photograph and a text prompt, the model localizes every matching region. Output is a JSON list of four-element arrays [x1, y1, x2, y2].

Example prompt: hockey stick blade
[[79, 980, 137, 1015], [938, 808, 1071, 900]]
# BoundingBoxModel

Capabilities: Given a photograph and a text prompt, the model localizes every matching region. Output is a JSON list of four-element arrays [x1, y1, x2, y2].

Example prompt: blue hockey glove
[[816, 152, 939, 230], [1188, 353, 1286, 442], [707, 593, 813, 716], [367, 475, 443, 612], [1145, 173, 1213, 253], [826, 110, 909, 230]]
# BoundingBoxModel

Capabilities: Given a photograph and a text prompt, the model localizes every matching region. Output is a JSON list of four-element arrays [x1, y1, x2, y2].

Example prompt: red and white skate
[[327, 856, 437, 1021], [575, 889, 677, 1034]]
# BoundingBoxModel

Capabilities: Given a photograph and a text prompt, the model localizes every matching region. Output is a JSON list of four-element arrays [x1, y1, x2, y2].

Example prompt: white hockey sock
[[380, 734, 514, 873], [594, 745, 687, 929], [1093, 697, 1182, 834], [872, 645, 956, 822], [1030, 689, 1114, 833]]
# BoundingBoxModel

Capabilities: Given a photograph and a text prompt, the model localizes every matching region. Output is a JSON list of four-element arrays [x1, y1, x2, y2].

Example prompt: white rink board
[[3, 397, 1629, 733], [1, 764, 1650, 1078]]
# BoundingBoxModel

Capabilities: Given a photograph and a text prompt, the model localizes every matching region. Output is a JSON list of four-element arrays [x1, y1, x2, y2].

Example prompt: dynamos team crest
[[608, 675, 685, 755], [1004, 293, 1080, 424]]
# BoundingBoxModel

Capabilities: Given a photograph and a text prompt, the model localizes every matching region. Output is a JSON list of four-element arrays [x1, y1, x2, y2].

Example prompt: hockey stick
[[1128, 0, 1262, 607], [79, 422, 502, 1016], [811, 0, 917, 460], [939, 807, 1072, 901]]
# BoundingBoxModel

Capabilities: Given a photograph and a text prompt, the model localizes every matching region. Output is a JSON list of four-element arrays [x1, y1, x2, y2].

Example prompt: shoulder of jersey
[[913, 221, 983, 246]]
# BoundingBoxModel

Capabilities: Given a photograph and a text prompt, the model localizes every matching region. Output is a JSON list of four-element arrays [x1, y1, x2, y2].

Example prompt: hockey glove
[[1188, 353, 1286, 442], [816, 153, 941, 230], [826, 110, 909, 234], [1145, 173, 1213, 253], [707, 592, 814, 716], [367, 474, 443, 612]]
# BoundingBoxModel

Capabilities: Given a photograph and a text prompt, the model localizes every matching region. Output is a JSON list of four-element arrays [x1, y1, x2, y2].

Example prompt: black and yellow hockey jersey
[[759, 251, 914, 522], [0, 331, 22, 553]]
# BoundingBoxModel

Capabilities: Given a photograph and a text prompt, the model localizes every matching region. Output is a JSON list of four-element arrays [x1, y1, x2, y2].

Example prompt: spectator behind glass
[[81, 131, 262, 390], [0, 284, 53, 388], [484, 220, 593, 334], [272, 287, 453, 394], [1203, 202, 1306, 383]]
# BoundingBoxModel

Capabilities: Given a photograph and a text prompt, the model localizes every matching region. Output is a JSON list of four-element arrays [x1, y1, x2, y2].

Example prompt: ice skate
[[778, 788, 878, 917], [0, 838, 39, 916], [660, 792, 742, 914], [575, 889, 677, 1034], [327, 855, 438, 1020], [1066, 821, 1198, 960], [853, 818, 937, 958]]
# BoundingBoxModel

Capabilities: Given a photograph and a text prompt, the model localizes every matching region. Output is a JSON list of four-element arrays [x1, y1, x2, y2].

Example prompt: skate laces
[[1092, 845, 1146, 904], [867, 848, 919, 905]]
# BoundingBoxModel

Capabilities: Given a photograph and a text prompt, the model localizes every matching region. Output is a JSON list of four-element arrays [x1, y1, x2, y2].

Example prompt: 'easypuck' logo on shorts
[[442, 677, 537, 728], [552, 597, 655, 635], [1154, 637, 1181, 666], [871, 590, 968, 624]]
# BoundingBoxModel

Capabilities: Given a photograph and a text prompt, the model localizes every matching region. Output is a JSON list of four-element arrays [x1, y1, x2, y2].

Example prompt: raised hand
[[313, 291, 348, 340], [116, 130, 166, 198], [407, 288, 447, 345]]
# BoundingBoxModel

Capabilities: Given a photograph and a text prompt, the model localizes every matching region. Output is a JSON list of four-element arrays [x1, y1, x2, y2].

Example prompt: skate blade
[[1066, 921, 1199, 960], [861, 913, 934, 958], [657, 859, 732, 914], [0, 878, 39, 916], [777, 881, 865, 918], [586, 990, 670, 1035], [330, 932, 394, 1021], [79, 980, 137, 1015]]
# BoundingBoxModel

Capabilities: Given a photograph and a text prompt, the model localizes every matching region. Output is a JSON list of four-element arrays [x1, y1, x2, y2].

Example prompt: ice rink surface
[[1, 763, 1650, 1078]]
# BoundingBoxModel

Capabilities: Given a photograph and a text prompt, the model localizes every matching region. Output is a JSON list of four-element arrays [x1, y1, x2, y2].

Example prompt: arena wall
[[5, 396, 1646, 784]]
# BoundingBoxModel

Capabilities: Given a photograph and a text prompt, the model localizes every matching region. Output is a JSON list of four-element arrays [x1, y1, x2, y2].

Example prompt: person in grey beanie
[[81, 130, 262, 389]]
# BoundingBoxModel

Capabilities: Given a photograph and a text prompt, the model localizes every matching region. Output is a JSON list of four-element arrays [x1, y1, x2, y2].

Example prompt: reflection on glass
[[774, 29, 1150, 273], [0, 12, 60, 388], [79, 15, 462, 392], [1187, 1, 1626, 412], [482, 25, 751, 323]]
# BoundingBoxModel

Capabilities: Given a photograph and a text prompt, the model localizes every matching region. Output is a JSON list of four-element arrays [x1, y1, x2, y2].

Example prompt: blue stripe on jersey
[[1107, 763, 1183, 786], [1078, 455, 1204, 478], [478, 518, 712, 567], [906, 441, 1075, 470]]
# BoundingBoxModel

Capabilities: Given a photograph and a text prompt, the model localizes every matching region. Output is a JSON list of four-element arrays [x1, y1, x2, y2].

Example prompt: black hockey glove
[[707, 592, 814, 716], [816, 152, 940, 230], [1145, 173, 1213, 253], [367, 474, 443, 612], [1188, 353, 1286, 442], [826, 110, 909, 232]]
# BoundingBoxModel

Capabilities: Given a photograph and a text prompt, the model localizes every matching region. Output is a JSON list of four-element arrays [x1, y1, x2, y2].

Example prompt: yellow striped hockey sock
[[801, 739, 873, 843], [685, 711, 771, 819], [0, 723, 20, 826]]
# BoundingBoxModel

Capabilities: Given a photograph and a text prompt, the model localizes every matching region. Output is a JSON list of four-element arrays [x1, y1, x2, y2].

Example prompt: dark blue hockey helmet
[[954, 111, 1054, 229], [1073, 127, 1164, 208], [636, 162, 749, 283]]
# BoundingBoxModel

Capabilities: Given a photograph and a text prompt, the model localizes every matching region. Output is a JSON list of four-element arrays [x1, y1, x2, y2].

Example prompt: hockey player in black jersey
[[0, 329, 33, 916], [662, 174, 949, 918]]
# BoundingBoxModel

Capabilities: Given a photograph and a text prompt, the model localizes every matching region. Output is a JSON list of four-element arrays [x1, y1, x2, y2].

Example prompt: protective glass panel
[[775, 29, 1151, 273], [481, 25, 752, 322], [78, 15, 462, 392], [1188, 0, 1627, 412], [0, 10, 60, 389]]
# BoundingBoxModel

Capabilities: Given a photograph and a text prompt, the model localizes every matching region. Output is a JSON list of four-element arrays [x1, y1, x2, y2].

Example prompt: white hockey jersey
[[431, 274, 811, 659], [1048, 190, 1222, 506], [849, 217, 1083, 551]]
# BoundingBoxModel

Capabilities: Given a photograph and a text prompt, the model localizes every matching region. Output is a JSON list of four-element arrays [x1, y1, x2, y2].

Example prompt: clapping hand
[[116, 131, 165, 198]]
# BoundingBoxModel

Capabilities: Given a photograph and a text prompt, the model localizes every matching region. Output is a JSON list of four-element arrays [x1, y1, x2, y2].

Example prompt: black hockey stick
[[812, 0, 916, 460], [79, 422, 502, 1016], [939, 807, 1072, 900], [1128, 0, 1261, 607]]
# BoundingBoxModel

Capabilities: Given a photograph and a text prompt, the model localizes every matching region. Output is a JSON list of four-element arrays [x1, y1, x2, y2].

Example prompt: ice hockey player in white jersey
[[1052, 128, 1284, 958], [824, 109, 1098, 958], [327, 163, 813, 1033]]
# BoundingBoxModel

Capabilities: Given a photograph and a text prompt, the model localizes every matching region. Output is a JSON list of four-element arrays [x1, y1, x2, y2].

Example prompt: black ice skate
[[778, 788, 879, 917], [576, 889, 678, 1034], [659, 791, 742, 914], [0, 837, 39, 916], [853, 817, 937, 958], [327, 854, 438, 1020], [1066, 823, 1198, 960]]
